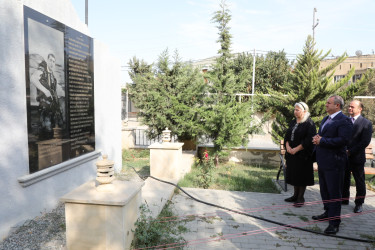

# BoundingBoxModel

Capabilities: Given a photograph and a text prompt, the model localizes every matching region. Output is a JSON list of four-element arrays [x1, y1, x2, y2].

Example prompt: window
[[352, 74, 362, 83], [334, 75, 345, 82]]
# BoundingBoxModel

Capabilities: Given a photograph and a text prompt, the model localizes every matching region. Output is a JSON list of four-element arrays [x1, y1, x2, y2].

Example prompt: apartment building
[[320, 54, 375, 83]]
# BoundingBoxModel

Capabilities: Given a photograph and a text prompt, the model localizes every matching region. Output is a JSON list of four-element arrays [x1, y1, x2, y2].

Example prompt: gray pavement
[[141, 151, 375, 249], [171, 185, 375, 249]]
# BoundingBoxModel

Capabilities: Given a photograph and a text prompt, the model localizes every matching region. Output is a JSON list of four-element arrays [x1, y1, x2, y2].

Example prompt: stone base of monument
[[60, 180, 144, 250], [148, 142, 184, 180]]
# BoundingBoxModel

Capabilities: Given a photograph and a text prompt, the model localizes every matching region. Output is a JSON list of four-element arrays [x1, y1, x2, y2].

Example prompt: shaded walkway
[[171, 185, 375, 249]]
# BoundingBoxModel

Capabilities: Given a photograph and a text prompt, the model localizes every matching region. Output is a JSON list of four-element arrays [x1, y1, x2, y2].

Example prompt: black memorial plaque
[[24, 6, 95, 173]]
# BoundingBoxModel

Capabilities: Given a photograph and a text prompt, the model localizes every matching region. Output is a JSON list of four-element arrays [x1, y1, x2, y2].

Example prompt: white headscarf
[[294, 102, 310, 123]]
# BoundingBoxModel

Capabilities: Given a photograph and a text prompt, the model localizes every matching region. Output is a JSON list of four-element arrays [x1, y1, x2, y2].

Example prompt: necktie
[[351, 117, 355, 124], [322, 116, 331, 130]]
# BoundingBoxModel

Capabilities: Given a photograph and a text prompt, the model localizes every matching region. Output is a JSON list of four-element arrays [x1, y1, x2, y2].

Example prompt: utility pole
[[85, 0, 88, 26], [251, 49, 256, 112], [312, 8, 319, 43], [252, 49, 256, 97]]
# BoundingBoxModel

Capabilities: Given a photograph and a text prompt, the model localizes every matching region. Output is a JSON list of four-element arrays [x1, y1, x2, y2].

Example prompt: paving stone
[[171, 185, 375, 249]]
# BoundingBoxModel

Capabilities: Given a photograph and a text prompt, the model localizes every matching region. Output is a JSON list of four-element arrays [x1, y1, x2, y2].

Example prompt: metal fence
[[134, 129, 177, 146]]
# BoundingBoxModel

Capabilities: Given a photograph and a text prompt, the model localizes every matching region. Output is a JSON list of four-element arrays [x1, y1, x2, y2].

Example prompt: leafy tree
[[231, 52, 253, 93], [254, 51, 291, 94], [264, 35, 369, 143], [204, 0, 259, 164], [231, 51, 291, 94], [128, 49, 206, 141]]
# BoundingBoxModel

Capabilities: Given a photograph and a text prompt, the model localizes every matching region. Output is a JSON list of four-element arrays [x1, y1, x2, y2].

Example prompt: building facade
[[320, 54, 375, 83]]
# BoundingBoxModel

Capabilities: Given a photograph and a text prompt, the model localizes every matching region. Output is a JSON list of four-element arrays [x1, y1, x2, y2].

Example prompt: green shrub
[[131, 201, 188, 249], [196, 149, 215, 189]]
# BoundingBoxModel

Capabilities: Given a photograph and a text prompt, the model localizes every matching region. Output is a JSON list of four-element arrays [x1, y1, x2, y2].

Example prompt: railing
[[134, 129, 176, 147], [134, 129, 159, 146]]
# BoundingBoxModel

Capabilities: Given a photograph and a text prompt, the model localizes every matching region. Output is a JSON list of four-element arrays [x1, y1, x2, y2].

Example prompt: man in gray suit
[[312, 95, 353, 235], [342, 100, 372, 213]]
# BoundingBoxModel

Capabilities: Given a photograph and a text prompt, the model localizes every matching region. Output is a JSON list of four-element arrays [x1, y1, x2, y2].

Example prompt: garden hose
[[131, 167, 375, 244]]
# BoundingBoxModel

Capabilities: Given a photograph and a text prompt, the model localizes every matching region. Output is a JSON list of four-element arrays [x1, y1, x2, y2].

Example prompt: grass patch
[[283, 212, 296, 216], [275, 230, 288, 240], [198, 216, 222, 224], [366, 174, 375, 187], [314, 171, 319, 183], [120, 149, 150, 179], [315, 169, 375, 187], [179, 161, 280, 193], [304, 224, 322, 233], [121, 149, 279, 193], [298, 216, 309, 222], [210, 232, 224, 240]]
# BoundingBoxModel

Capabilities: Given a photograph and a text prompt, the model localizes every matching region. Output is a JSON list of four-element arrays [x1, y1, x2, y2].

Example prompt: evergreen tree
[[264, 35, 369, 143], [204, 0, 259, 163], [128, 50, 206, 141], [358, 69, 375, 134]]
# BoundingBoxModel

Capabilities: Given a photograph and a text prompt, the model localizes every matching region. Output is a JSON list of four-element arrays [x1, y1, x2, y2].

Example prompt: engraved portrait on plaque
[[24, 6, 95, 173]]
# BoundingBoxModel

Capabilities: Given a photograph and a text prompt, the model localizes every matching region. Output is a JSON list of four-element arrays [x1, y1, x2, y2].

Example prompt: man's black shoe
[[312, 212, 328, 220], [354, 204, 363, 213], [341, 200, 349, 205], [284, 196, 297, 202], [324, 225, 339, 235]]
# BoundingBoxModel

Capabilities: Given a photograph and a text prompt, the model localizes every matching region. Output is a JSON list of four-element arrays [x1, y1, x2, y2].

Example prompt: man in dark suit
[[312, 95, 353, 235], [342, 100, 372, 213]]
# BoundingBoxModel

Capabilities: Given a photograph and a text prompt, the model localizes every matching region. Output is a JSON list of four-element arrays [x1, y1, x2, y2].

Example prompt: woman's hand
[[289, 147, 297, 155], [286, 142, 293, 154], [287, 144, 303, 155]]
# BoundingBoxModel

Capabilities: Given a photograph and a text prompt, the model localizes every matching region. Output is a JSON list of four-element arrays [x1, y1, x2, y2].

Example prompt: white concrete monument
[[61, 154, 144, 250], [148, 128, 184, 180]]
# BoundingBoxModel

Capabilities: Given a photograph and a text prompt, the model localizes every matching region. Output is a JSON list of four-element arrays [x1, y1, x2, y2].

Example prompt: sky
[[69, 0, 375, 84]]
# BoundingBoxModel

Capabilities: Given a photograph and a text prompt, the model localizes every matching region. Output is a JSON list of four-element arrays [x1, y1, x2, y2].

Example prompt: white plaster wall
[[94, 41, 122, 172], [0, 0, 122, 239]]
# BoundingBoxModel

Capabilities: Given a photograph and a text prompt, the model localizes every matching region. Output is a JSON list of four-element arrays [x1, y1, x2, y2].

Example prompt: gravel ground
[[0, 173, 137, 250], [0, 203, 66, 250]]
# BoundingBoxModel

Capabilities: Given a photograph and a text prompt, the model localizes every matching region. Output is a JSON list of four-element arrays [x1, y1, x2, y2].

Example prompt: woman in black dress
[[284, 102, 316, 207]]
